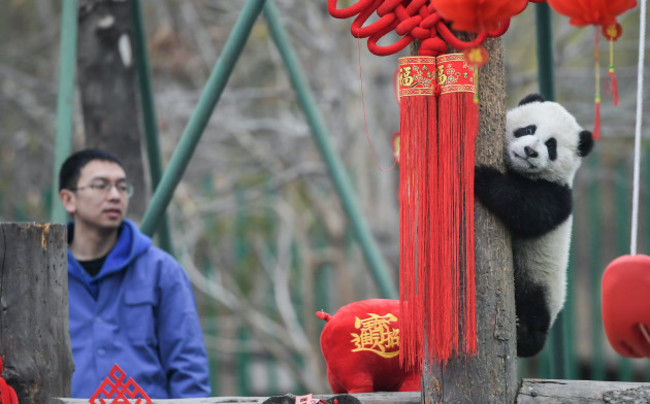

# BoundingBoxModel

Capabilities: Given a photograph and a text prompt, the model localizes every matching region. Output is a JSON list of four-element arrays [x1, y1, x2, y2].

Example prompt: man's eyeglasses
[[72, 181, 134, 198]]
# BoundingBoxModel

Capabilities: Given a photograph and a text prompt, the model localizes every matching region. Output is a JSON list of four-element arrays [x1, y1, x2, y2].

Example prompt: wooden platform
[[50, 379, 650, 404]]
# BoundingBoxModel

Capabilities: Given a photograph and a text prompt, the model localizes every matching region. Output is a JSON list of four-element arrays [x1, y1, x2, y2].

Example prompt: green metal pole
[[263, 0, 398, 299], [51, 0, 79, 223], [131, 0, 174, 253], [535, 1, 567, 379], [535, 2, 556, 101], [139, 0, 266, 236]]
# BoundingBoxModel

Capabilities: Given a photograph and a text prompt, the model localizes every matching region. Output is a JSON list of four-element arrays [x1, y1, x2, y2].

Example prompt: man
[[58, 148, 211, 398]]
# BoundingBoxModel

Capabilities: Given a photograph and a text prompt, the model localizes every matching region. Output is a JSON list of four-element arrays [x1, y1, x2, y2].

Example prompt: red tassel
[[434, 53, 477, 363], [606, 39, 620, 106], [593, 29, 602, 140], [606, 68, 619, 106], [398, 56, 437, 372], [398, 54, 477, 371]]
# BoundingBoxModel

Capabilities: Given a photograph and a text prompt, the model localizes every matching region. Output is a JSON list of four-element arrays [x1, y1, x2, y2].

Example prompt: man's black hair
[[59, 148, 125, 191]]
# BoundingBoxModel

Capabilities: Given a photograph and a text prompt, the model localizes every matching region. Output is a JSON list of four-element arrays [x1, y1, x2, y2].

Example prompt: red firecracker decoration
[[547, 0, 636, 139]]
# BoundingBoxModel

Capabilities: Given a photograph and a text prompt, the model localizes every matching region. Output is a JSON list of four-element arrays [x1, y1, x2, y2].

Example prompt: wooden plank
[[49, 380, 650, 404], [518, 379, 650, 403], [50, 392, 422, 404], [0, 222, 74, 404]]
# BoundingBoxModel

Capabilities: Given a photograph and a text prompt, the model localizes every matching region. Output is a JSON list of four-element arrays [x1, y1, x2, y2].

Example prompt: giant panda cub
[[474, 93, 594, 357]]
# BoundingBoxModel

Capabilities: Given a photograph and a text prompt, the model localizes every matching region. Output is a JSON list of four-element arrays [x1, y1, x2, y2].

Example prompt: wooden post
[[423, 37, 518, 402], [0, 223, 74, 404]]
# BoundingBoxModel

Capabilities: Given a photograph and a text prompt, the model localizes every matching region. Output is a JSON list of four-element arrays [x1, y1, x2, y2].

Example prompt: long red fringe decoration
[[398, 54, 478, 371], [398, 56, 437, 371]]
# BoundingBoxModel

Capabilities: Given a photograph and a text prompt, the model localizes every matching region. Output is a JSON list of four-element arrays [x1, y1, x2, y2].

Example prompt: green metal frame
[[54, 0, 396, 298]]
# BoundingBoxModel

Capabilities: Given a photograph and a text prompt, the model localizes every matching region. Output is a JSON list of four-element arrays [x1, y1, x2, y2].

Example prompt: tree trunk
[[0, 223, 74, 404], [77, 0, 148, 220], [422, 37, 518, 402]]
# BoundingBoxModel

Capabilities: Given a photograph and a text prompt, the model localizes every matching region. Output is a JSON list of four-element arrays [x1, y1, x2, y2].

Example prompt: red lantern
[[432, 0, 529, 33], [546, 0, 636, 27]]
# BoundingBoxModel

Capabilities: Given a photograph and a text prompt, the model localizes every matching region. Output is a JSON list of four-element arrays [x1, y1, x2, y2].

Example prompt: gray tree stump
[[0, 223, 73, 404]]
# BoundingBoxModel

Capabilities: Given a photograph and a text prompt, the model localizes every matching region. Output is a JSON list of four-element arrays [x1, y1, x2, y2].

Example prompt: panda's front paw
[[474, 165, 501, 200]]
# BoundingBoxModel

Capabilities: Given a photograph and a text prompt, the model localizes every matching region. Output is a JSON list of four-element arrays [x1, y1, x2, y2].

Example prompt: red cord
[[357, 36, 397, 172]]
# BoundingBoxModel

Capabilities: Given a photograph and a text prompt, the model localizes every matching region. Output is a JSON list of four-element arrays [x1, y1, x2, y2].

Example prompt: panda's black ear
[[578, 130, 594, 157], [518, 93, 545, 106]]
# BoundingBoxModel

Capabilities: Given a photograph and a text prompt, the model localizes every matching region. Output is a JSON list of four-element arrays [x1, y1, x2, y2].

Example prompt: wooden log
[[423, 37, 518, 403], [0, 223, 73, 404]]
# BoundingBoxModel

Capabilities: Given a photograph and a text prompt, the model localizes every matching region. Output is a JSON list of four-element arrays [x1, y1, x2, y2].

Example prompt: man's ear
[[59, 189, 76, 214]]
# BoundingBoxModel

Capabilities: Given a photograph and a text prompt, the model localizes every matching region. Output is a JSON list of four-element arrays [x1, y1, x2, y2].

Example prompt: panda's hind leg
[[515, 279, 552, 357]]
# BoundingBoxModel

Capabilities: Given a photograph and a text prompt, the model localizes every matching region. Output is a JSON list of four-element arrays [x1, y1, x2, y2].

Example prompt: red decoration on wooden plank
[[89, 364, 151, 404]]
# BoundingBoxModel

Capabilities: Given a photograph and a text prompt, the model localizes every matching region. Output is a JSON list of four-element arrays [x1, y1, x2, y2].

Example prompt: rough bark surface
[[77, 0, 148, 220], [422, 37, 518, 403], [0, 223, 73, 404]]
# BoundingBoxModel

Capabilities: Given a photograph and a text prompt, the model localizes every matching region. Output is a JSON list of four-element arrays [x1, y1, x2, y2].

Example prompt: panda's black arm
[[474, 165, 573, 238]]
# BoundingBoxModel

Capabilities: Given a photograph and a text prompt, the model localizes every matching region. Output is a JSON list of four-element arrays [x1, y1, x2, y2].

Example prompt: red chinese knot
[[327, 0, 543, 57]]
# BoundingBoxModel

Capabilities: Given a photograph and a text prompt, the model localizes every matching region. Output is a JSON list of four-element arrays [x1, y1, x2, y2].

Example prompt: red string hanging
[[0, 357, 18, 404]]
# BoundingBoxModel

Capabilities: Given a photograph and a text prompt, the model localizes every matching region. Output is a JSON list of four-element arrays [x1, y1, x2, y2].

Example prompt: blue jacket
[[67, 219, 211, 398]]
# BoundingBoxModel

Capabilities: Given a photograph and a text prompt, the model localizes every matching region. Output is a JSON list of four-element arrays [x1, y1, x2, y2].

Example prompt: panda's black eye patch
[[514, 125, 537, 138], [545, 138, 557, 161]]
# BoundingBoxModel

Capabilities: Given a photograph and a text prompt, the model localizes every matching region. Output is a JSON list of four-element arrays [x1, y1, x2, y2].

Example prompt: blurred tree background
[[1, 0, 649, 396]]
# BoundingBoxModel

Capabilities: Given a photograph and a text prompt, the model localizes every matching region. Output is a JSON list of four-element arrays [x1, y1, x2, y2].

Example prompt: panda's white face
[[505, 100, 587, 186]]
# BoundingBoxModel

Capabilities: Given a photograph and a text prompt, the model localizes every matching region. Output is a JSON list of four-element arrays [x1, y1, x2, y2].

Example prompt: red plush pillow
[[317, 299, 421, 393]]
